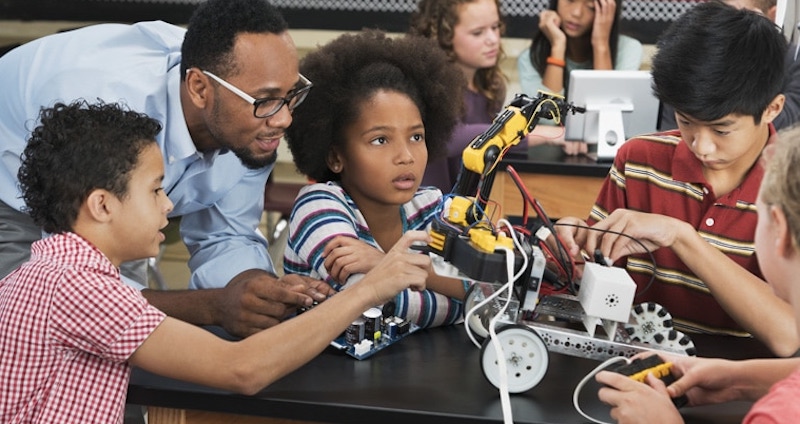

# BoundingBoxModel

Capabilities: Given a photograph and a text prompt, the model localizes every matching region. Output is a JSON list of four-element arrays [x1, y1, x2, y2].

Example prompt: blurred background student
[[515, 0, 643, 155], [517, 0, 643, 97], [409, 0, 569, 193]]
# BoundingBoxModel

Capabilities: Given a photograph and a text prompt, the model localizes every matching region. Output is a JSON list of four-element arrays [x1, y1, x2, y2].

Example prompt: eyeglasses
[[202, 70, 313, 118]]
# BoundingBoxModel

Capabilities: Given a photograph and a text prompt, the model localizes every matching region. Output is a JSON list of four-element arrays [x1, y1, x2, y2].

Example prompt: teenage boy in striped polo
[[555, 2, 795, 356]]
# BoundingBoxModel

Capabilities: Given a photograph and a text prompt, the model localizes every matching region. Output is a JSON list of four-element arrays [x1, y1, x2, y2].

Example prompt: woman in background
[[409, 0, 568, 192], [517, 0, 643, 97]]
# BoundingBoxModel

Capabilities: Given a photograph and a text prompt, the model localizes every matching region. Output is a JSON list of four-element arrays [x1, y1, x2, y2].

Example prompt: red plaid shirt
[[0, 232, 166, 423]]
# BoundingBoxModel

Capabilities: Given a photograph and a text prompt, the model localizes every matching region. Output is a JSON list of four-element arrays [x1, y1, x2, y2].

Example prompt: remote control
[[607, 355, 688, 408]]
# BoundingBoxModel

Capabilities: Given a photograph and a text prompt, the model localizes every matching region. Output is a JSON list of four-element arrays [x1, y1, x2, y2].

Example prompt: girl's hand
[[539, 9, 566, 52], [323, 235, 385, 284], [591, 0, 616, 46]]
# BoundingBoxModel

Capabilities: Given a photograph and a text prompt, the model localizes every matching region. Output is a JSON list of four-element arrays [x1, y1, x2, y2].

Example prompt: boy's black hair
[[528, 0, 622, 93], [180, 0, 289, 78], [285, 30, 465, 183], [652, 1, 786, 123], [18, 100, 162, 234]]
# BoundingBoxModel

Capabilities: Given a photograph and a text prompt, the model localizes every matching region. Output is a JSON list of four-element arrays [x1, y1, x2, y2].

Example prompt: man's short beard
[[232, 146, 277, 170]]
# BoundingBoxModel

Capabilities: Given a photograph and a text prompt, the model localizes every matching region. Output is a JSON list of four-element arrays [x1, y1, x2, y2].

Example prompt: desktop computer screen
[[563, 70, 661, 160]]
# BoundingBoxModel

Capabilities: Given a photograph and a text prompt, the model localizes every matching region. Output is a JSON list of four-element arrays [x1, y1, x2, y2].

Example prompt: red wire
[[505, 164, 578, 288]]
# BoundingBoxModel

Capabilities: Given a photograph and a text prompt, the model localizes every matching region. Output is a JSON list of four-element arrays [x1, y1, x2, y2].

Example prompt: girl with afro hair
[[283, 30, 468, 328]]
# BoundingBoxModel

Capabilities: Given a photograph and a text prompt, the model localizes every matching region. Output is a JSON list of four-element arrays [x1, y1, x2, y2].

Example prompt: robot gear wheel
[[647, 329, 698, 356], [624, 302, 674, 343]]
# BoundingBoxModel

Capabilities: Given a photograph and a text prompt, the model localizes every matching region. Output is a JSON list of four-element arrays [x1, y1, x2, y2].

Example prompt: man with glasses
[[202, 71, 313, 122], [0, 0, 334, 338]]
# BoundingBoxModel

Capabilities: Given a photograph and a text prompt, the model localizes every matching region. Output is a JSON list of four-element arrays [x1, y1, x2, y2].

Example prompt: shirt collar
[[160, 67, 199, 164], [32, 232, 119, 278]]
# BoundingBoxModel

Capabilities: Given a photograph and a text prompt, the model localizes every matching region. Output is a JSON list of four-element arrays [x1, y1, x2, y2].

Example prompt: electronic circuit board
[[329, 310, 421, 360]]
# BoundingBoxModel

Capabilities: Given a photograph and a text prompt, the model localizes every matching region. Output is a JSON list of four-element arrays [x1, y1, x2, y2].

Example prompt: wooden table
[[490, 145, 611, 220]]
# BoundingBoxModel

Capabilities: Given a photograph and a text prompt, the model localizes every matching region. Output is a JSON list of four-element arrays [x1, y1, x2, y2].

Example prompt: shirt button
[[168, 155, 175, 164], [705, 218, 715, 227], [702, 187, 709, 195]]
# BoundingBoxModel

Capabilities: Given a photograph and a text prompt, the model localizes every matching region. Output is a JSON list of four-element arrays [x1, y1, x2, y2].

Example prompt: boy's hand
[[596, 370, 684, 424], [278, 273, 336, 302], [363, 230, 430, 306], [323, 235, 385, 284], [562, 140, 588, 156], [665, 356, 743, 406], [553, 216, 591, 259], [583, 209, 687, 263]]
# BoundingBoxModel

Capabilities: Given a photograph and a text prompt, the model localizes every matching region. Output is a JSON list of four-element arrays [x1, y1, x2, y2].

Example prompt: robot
[[422, 92, 696, 393]]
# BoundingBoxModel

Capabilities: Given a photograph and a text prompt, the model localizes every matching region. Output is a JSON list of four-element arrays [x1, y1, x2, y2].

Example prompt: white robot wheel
[[648, 329, 698, 356], [480, 325, 549, 393], [625, 301, 674, 343]]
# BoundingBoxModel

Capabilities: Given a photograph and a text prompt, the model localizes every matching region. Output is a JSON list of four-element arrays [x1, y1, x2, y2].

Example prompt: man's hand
[[323, 235, 384, 284], [216, 269, 331, 337]]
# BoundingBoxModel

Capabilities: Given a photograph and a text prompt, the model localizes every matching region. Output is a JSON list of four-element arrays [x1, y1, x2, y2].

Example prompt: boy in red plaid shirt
[[0, 100, 430, 423]]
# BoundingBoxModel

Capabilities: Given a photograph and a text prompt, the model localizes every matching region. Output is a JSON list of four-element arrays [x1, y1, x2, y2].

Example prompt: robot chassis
[[423, 92, 696, 393]]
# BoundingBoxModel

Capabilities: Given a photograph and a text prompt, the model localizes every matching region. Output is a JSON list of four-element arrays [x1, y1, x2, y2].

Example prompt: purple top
[[422, 89, 496, 193]]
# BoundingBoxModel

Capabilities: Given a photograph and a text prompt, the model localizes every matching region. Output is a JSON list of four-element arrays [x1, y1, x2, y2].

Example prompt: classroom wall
[[1, 0, 700, 44]]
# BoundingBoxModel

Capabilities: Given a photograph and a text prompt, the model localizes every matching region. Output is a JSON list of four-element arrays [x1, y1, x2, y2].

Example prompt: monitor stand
[[585, 101, 632, 162]]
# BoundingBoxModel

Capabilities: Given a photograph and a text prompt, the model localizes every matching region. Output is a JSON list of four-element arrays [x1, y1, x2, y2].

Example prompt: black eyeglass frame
[[202, 70, 313, 118]]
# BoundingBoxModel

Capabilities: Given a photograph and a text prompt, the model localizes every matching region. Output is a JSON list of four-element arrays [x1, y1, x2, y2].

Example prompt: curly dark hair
[[180, 0, 288, 78], [285, 30, 465, 183], [18, 100, 162, 234], [408, 0, 508, 117]]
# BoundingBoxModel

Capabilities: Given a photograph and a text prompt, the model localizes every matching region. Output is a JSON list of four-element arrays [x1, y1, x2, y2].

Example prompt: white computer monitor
[[563, 70, 660, 160]]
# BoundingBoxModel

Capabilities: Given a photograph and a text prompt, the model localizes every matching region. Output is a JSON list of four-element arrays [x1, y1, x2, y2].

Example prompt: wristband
[[546, 56, 566, 67]]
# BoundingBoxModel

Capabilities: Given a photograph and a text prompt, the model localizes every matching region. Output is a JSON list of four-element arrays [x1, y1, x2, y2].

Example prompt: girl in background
[[409, 0, 569, 192], [518, 0, 643, 97], [283, 30, 467, 328]]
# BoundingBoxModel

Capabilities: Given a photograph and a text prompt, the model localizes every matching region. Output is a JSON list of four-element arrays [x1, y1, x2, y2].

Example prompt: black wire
[[532, 200, 576, 291], [552, 222, 657, 298], [504, 165, 576, 290]]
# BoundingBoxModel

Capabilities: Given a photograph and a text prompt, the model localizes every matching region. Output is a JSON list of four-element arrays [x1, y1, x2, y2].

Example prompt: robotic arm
[[422, 93, 695, 401], [427, 92, 583, 285], [450, 91, 583, 223]]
